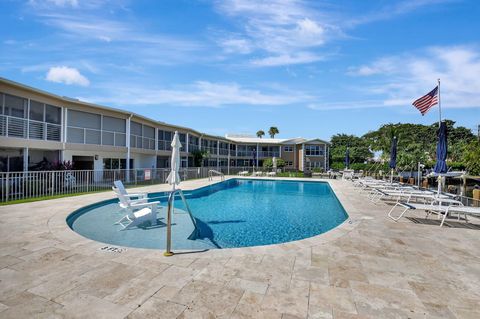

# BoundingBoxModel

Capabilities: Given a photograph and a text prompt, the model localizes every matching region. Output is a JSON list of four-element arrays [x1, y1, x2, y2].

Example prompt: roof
[[225, 135, 289, 144]]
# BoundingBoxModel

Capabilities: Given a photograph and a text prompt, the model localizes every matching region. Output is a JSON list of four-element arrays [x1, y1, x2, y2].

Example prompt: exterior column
[[216, 140, 220, 170], [323, 143, 327, 171], [301, 143, 305, 172], [227, 143, 230, 175], [23, 147, 29, 172], [63, 108, 68, 143], [126, 115, 131, 170], [293, 144, 297, 170], [185, 133, 189, 169], [256, 143, 259, 167]]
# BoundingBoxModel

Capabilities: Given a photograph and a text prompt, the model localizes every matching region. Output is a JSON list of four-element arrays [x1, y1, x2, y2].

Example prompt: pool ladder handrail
[[164, 188, 198, 256], [208, 169, 225, 181]]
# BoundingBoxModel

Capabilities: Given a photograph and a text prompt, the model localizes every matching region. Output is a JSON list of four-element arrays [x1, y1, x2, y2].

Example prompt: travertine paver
[[0, 177, 479, 318]]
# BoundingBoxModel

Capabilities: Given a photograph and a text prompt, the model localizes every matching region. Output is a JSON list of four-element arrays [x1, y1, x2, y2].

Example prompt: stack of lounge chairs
[[348, 177, 480, 227]]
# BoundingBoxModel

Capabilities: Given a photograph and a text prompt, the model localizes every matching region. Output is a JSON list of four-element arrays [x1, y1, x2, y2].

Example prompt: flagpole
[[437, 78, 441, 127]]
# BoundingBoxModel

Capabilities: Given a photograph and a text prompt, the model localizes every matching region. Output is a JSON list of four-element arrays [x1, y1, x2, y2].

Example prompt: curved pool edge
[[49, 177, 362, 258]]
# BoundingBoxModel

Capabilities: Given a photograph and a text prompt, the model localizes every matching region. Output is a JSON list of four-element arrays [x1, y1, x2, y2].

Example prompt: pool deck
[[0, 177, 479, 318]]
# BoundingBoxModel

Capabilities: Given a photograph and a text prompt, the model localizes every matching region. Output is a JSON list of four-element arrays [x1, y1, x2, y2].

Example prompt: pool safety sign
[[144, 169, 151, 180]]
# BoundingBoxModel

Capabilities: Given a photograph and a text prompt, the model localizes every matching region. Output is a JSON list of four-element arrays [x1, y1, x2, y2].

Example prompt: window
[[285, 161, 293, 166], [284, 146, 293, 152], [130, 121, 142, 136], [29, 100, 44, 121], [68, 110, 100, 129], [305, 145, 324, 156], [45, 104, 61, 124], [103, 116, 125, 133], [4, 94, 27, 118]]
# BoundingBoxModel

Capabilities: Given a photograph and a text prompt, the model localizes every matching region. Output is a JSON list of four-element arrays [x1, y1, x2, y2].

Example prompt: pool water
[[68, 179, 348, 250]]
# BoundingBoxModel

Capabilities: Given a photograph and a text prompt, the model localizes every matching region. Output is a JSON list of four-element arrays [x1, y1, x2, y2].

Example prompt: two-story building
[[0, 77, 329, 173]]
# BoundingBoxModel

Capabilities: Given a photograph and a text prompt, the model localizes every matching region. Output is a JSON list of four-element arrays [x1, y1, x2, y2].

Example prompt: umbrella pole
[[390, 169, 393, 184]]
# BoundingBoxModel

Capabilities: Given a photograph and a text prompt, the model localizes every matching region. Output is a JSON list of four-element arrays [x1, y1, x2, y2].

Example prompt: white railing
[[0, 114, 61, 141], [0, 168, 212, 202], [208, 169, 225, 181]]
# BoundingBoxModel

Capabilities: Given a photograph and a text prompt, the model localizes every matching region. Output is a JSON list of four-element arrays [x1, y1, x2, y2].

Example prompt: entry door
[[72, 156, 94, 170]]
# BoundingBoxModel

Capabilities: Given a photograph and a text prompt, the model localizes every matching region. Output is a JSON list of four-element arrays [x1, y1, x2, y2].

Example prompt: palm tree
[[268, 127, 279, 138], [256, 130, 265, 138]]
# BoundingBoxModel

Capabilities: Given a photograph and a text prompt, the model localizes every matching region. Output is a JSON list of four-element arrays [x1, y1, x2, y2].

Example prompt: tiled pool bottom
[[67, 179, 348, 250]]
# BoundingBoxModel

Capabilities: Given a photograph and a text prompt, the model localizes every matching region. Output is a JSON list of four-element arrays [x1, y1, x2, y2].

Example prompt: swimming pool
[[68, 179, 348, 250]]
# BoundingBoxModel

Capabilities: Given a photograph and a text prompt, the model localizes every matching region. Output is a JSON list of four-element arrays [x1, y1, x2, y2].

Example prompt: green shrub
[[263, 158, 285, 169]]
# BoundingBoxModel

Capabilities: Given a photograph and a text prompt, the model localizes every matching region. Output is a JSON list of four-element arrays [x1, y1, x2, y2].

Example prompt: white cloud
[[251, 52, 324, 67], [220, 38, 253, 54], [47, 0, 78, 6], [347, 46, 480, 109], [81, 81, 312, 107], [214, 0, 334, 66], [46, 66, 90, 86]]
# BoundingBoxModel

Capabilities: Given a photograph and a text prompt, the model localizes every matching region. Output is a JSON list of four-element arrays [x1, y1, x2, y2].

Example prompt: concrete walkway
[[0, 177, 479, 318]]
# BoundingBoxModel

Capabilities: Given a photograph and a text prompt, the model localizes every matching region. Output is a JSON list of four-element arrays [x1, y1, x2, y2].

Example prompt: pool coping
[[48, 176, 365, 259]]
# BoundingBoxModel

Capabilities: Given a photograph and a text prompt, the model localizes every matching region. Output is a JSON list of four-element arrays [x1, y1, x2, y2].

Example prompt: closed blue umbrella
[[389, 137, 397, 169], [344, 148, 350, 169], [433, 122, 448, 194], [389, 137, 397, 183], [433, 122, 448, 174]]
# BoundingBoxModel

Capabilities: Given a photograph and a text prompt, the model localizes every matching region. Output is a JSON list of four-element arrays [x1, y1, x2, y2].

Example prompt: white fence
[[0, 166, 256, 202]]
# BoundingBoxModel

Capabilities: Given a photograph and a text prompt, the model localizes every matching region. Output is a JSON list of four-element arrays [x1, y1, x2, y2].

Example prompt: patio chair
[[442, 206, 480, 226], [253, 171, 264, 176], [237, 171, 249, 176], [387, 197, 463, 226], [266, 172, 276, 177], [369, 187, 443, 203], [113, 180, 148, 203], [113, 187, 160, 230]]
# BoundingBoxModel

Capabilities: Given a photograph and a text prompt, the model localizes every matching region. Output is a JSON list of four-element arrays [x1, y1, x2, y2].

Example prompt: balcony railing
[[0, 114, 61, 141], [68, 125, 126, 147], [258, 151, 280, 158], [131, 134, 155, 150]]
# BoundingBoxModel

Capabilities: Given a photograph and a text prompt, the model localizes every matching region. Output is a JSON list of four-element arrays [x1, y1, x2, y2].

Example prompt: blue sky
[[1, 0, 479, 140]]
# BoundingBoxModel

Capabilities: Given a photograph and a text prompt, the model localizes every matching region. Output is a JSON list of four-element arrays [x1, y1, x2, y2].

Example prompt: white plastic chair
[[113, 186, 160, 230], [113, 180, 147, 202]]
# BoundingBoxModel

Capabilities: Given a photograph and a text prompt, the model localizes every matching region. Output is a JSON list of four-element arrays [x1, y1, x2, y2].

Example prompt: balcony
[[258, 151, 280, 158], [0, 114, 61, 142]]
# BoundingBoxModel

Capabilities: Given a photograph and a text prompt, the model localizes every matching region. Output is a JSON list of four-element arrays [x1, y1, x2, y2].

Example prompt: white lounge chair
[[113, 187, 160, 230], [369, 188, 447, 204], [387, 197, 463, 226], [113, 180, 148, 203], [253, 171, 263, 176], [442, 206, 480, 226], [266, 172, 276, 177], [238, 171, 249, 176]]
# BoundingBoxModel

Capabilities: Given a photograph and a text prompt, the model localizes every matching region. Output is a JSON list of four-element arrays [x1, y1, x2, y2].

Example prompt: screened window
[[68, 110, 100, 129], [130, 121, 142, 136], [143, 125, 155, 139], [45, 104, 61, 124], [102, 116, 125, 132], [29, 100, 44, 121], [284, 146, 293, 152], [5, 94, 27, 118]]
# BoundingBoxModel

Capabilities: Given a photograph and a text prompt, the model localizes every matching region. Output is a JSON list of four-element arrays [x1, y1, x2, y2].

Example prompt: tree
[[191, 150, 209, 167], [263, 158, 285, 169], [463, 140, 480, 175], [329, 134, 373, 166], [268, 127, 279, 138], [256, 130, 265, 138]]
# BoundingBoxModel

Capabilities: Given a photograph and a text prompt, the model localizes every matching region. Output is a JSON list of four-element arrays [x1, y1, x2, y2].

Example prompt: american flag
[[412, 86, 438, 115]]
